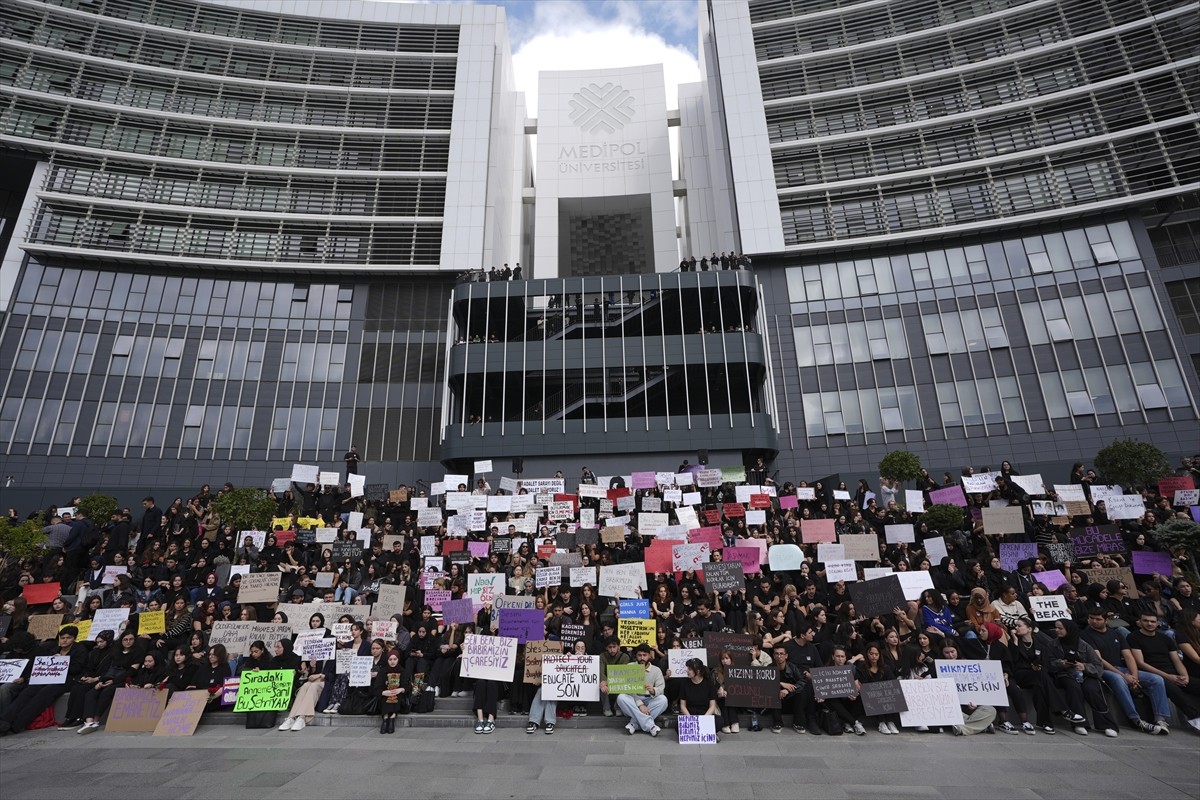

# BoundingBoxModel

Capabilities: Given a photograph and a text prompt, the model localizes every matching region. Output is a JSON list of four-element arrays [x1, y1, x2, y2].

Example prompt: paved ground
[[1, 723, 1197, 800]]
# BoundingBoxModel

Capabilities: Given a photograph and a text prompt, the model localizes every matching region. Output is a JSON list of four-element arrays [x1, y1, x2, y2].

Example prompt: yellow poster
[[617, 618, 656, 648], [139, 610, 167, 634]]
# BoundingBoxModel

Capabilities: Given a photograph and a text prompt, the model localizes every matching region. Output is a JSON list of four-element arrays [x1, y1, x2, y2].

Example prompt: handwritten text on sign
[[541, 655, 600, 702], [233, 670, 295, 712], [461, 634, 518, 682]]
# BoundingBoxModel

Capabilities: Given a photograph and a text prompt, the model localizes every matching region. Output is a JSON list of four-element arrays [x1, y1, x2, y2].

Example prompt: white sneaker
[[1073, 726, 1088, 736], [878, 722, 891, 735], [720, 725, 731, 734], [77, 722, 100, 734], [625, 722, 637, 735], [323, 704, 339, 714], [278, 717, 296, 731], [292, 718, 305, 731], [730, 723, 740, 733], [603, 708, 614, 717], [886, 721, 900, 735], [853, 721, 866, 736], [1187, 718, 1200, 733], [1104, 729, 1118, 738], [649, 725, 661, 737]]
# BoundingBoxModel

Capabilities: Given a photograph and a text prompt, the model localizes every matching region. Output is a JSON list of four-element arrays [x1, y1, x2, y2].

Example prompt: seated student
[[60, 629, 115, 730], [816, 645, 866, 735], [190, 643, 232, 713], [598, 637, 631, 717], [1080, 608, 1170, 734], [935, 640, 997, 735], [373, 648, 407, 735], [857, 643, 899, 735], [1126, 610, 1200, 732], [767, 644, 813, 735], [0, 626, 86, 736], [679, 658, 723, 741], [1050, 619, 1118, 736], [1009, 618, 1071, 734], [608, 644, 666, 736]]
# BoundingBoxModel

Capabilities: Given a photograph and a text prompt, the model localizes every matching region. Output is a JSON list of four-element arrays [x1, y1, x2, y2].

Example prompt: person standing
[[343, 445, 361, 475]]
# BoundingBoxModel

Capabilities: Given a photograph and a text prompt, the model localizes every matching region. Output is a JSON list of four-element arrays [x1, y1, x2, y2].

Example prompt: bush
[[1148, 518, 1200, 580], [211, 487, 276, 532], [76, 493, 118, 523], [1094, 438, 1171, 490], [922, 503, 968, 534], [0, 516, 47, 571], [879, 450, 923, 484]]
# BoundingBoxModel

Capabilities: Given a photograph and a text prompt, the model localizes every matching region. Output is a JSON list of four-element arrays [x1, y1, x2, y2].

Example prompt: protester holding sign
[[612, 644, 666, 736], [678, 658, 723, 741], [0, 625, 86, 736]]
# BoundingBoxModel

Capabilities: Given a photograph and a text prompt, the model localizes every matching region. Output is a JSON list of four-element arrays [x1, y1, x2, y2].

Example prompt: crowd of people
[[1, 452, 1198, 744]]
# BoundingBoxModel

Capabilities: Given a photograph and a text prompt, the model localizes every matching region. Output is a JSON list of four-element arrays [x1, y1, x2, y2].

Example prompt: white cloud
[[511, 16, 699, 116]]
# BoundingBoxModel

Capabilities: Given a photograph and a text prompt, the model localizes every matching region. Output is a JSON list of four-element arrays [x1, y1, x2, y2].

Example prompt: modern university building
[[0, 0, 1197, 507]]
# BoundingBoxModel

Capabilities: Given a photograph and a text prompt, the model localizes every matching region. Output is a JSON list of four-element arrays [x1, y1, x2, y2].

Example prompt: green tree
[[211, 487, 276, 532], [0, 516, 47, 571], [76, 493, 118, 523], [1093, 438, 1172, 489], [922, 503, 968, 534], [1148, 518, 1200, 580], [879, 450, 923, 484]]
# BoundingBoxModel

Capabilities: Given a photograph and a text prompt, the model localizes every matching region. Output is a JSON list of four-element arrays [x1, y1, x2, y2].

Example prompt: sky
[[409, 0, 702, 115]]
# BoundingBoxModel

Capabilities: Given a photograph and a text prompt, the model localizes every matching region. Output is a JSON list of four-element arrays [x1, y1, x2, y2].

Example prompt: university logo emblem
[[568, 83, 635, 133]]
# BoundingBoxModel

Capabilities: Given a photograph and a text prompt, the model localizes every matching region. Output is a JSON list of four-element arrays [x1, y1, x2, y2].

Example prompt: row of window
[[771, 80, 1192, 188], [3, 99, 451, 171], [1167, 278, 1200, 336], [4, 8, 458, 89], [48, 0, 461, 54], [1, 52, 455, 129], [45, 159, 447, 217], [757, 7, 1189, 100], [786, 222, 1139, 302], [777, 138, 1195, 243], [31, 205, 444, 265]]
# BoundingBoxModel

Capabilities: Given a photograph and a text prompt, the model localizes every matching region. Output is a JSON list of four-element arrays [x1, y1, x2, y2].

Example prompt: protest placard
[[1000, 542, 1039, 571], [467, 573, 505, 608], [801, 519, 836, 543], [702, 561, 744, 592], [1029, 595, 1071, 622], [618, 618, 656, 648], [498, 608, 544, 644], [1088, 567, 1140, 598], [723, 665, 780, 708], [599, 563, 645, 598], [441, 598, 477, 625], [88, 608, 131, 639], [935, 660, 1007, 705], [703, 631, 755, 667], [208, 622, 294, 655], [236, 572, 281, 603], [620, 599, 651, 619], [839, 535, 880, 563], [667, 648, 708, 679], [233, 670, 295, 712], [27, 614, 63, 642], [106, 687, 168, 732], [372, 584, 407, 620], [810, 665, 857, 700], [721, 546, 761, 574], [560, 623, 586, 650], [672, 543, 710, 572], [767, 544, 805, 571], [29, 655, 69, 684], [897, 570, 935, 601], [542, 655, 600, 702], [884, 524, 915, 544], [1105, 495, 1146, 520], [152, 690, 209, 736], [849, 575, 906, 617], [535, 566, 562, 589], [461, 634, 518, 682], [605, 663, 648, 694], [1131, 550, 1173, 576], [0, 658, 28, 683], [290, 464, 318, 484], [349, 656, 373, 687], [677, 714, 718, 744], [220, 678, 239, 706], [570, 567, 597, 588], [523, 640, 559, 685], [962, 474, 998, 493], [300, 637, 337, 661], [983, 506, 1025, 535], [101, 566, 128, 585], [824, 560, 858, 583], [1047, 542, 1075, 565], [22, 583, 61, 606], [899, 678, 962, 727], [1070, 525, 1125, 557], [860, 679, 908, 717]]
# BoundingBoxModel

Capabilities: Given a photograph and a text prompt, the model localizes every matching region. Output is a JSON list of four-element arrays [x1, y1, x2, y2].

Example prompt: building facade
[[0, 0, 1197, 506]]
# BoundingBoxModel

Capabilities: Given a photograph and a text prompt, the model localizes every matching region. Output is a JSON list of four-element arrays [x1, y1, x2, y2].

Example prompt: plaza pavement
[[1, 720, 1197, 800]]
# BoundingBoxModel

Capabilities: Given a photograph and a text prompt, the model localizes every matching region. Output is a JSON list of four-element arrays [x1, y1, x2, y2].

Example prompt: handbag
[[411, 689, 436, 714], [338, 688, 380, 716], [818, 707, 844, 736]]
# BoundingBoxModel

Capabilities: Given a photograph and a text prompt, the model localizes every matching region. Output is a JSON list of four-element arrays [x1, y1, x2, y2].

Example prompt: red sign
[[1157, 476, 1195, 496], [644, 541, 674, 574], [704, 509, 722, 525], [22, 583, 61, 605], [749, 494, 772, 509], [801, 519, 837, 543], [273, 530, 296, 545], [723, 503, 746, 519], [441, 539, 465, 554], [607, 487, 632, 500], [553, 493, 579, 513], [537, 544, 556, 560], [688, 526, 723, 549]]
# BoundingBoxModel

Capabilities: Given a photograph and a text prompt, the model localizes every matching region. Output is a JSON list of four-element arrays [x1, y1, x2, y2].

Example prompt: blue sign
[[619, 599, 650, 619]]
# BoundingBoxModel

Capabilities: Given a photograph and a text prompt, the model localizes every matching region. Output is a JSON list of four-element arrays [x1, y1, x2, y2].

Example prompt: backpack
[[411, 689, 436, 714], [818, 707, 844, 736]]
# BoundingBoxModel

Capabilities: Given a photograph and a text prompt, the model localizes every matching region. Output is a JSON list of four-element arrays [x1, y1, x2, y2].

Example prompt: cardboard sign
[[983, 507, 1024, 535], [721, 546, 761, 575], [461, 634, 518, 682], [899, 679, 962, 727], [560, 623, 586, 650], [498, 608, 544, 644], [300, 637, 337, 661], [22, 583, 61, 606], [905, 490, 926, 511], [27, 614, 63, 642], [237, 572, 281, 604], [840, 534, 880, 562], [962, 474, 998, 494], [723, 665, 780, 708], [221, 678, 240, 706], [1029, 595, 1070, 622], [935, 660, 1007, 705], [800, 519, 836, 544], [702, 561, 744, 592], [860, 679, 908, 717], [523, 640, 559, 685], [617, 618, 657, 647], [466, 573, 505, 608], [1105, 495, 1147, 520], [101, 566, 128, 585], [233, 670, 295, 712], [208, 622, 294, 655], [810, 665, 857, 700], [768, 544, 805, 571], [349, 656, 373, 687], [677, 714, 718, 744], [605, 663, 649, 694], [152, 690, 209, 737], [1088, 567, 1140, 598], [824, 560, 857, 583], [1070, 525, 1125, 557], [87, 608, 131, 640], [1047, 542, 1075, 565], [884, 524, 915, 544], [29, 655, 70, 684], [106, 687, 168, 732], [373, 584, 407, 620], [541, 655, 600, 702], [848, 574, 907, 617]]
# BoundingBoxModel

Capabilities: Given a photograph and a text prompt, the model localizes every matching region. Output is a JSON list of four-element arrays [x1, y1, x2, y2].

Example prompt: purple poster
[[1000, 543, 1038, 572], [929, 486, 968, 507], [1130, 550, 1173, 576], [498, 608, 545, 644], [440, 598, 477, 625]]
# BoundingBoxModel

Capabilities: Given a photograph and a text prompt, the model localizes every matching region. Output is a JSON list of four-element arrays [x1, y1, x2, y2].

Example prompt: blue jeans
[[616, 693, 668, 732], [528, 688, 557, 727], [1100, 668, 1171, 723]]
